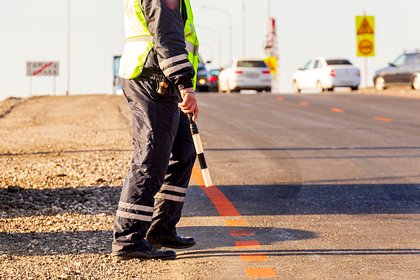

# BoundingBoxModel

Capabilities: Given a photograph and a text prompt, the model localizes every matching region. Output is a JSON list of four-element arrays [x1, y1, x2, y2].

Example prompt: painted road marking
[[192, 165, 278, 278], [192, 166, 239, 216], [235, 240, 262, 248], [230, 230, 255, 237], [246, 268, 278, 278], [330, 107, 345, 113], [240, 254, 269, 261], [299, 101, 309, 107], [276, 96, 285, 102], [374, 116, 393, 123], [225, 219, 249, 227]]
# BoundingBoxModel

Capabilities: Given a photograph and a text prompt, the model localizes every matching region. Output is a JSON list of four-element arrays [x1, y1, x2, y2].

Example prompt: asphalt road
[[1, 92, 419, 279], [183, 92, 420, 279]]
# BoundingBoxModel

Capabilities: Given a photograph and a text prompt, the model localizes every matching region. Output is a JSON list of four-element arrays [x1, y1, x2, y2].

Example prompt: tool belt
[[138, 69, 174, 96]]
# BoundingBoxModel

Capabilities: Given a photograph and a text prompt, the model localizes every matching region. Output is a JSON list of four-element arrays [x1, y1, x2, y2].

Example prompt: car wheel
[[327, 87, 334, 92], [411, 74, 420, 90], [292, 80, 301, 93], [316, 81, 324, 93], [374, 76, 386, 91], [351, 86, 359, 91]]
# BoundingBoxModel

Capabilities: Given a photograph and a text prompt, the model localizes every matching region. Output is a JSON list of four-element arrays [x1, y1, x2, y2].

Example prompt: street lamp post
[[66, 0, 71, 96], [196, 25, 222, 67], [242, 0, 246, 57], [201, 5, 232, 64]]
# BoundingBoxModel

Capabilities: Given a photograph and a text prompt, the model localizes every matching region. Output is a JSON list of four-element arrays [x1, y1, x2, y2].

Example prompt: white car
[[218, 58, 272, 93], [292, 58, 361, 93]]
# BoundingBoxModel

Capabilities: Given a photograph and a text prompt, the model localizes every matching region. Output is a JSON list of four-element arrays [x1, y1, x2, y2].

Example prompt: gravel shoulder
[[0, 95, 219, 280]]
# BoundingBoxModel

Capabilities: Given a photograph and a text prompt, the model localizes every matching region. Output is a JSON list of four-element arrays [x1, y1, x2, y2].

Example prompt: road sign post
[[356, 15, 375, 88], [26, 61, 60, 96]]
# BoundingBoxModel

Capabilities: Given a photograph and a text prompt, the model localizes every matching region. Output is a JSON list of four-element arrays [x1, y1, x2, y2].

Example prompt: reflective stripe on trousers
[[112, 78, 196, 253]]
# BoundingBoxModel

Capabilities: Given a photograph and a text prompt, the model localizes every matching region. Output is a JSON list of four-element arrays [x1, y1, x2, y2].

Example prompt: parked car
[[292, 57, 360, 93], [218, 59, 272, 93], [196, 62, 210, 92], [207, 68, 222, 92], [374, 50, 420, 91]]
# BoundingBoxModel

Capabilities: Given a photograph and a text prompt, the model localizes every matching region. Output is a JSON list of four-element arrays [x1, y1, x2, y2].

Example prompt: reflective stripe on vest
[[120, 0, 199, 89]]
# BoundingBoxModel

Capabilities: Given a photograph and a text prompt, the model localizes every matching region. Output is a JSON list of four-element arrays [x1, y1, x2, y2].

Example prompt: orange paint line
[[330, 107, 344, 113], [246, 268, 278, 278], [235, 240, 261, 248], [240, 254, 269, 261], [225, 219, 249, 227], [299, 101, 309, 107], [276, 96, 285, 101], [192, 164, 206, 186], [374, 116, 393, 123], [192, 166, 277, 276], [230, 230, 255, 237], [192, 165, 240, 216]]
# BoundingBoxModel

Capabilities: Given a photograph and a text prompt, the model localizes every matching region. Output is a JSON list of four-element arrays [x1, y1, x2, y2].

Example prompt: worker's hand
[[179, 88, 199, 121]]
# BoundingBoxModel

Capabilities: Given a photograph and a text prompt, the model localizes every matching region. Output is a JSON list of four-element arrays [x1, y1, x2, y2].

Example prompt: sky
[[0, 0, 419, 99]]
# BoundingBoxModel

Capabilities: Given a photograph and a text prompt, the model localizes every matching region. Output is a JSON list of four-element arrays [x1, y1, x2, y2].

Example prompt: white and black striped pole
[[188, 114, 213, 187]]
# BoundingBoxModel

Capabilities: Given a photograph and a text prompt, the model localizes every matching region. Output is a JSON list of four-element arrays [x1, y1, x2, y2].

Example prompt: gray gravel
[[0, 96, 217, 280]]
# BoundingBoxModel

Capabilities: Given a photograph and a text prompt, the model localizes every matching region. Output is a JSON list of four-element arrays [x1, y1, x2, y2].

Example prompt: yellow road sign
[[264, 56, 278, 76], [356, 16, 375, 57]]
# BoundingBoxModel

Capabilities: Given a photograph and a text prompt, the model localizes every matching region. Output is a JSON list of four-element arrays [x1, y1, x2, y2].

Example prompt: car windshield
[[209, 70, 220, 76], [392, 54, 407, 67], [237, 61, 267, 68], [326, 59, 352, 65]]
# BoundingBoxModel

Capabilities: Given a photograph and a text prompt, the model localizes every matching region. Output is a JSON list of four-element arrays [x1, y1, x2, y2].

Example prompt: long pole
[[242, 0, 246, 57], [365, 57, 369, 88], [363, 10, 368, 88], [66, 0, 71, 96], [29, 77, 32, 97], [197, 25, 222, 67], [188, 114, 213, 188], [53, 76, 57, 96], [201, 6, 232, 65]]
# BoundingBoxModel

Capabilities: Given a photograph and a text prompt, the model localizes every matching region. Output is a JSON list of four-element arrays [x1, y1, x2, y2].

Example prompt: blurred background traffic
[[0, 0, 419, 98]]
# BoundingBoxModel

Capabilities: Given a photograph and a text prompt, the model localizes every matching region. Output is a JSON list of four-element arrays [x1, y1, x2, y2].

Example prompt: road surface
[[1, 92, 419, 279]]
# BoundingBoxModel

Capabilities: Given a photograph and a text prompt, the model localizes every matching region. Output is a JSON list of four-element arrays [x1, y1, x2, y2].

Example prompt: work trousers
[[112, 77, 196, 254]]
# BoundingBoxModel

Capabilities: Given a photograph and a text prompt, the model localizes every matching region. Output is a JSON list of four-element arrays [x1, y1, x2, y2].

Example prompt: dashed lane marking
[[246, 268, 278, 278], [299, 101, 309, 107], [330, 107, 345, 113], [191, 165, 278, 279], [225, 219, 249, 227], [230, 230, 255, 237], [192, 166, 239, 217], [235, 240, 262, 248], [240, 254, 269, 261], [374, 116, 393, 123]]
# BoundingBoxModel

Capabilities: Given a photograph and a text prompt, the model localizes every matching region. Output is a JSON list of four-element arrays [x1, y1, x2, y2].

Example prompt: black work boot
[[112, 246, 176, 260], [148, 236, 197, 249]]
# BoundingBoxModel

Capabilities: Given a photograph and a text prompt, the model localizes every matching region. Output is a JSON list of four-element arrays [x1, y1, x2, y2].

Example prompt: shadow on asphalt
[[0, 226, 315, 256], [207, 183, 420, 216], [1, 226, 418, 258], [1, 182, 420, 218]]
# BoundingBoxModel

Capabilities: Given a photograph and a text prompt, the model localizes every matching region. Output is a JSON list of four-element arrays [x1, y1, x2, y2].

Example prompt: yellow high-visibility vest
[[119, 0, 199, 88]]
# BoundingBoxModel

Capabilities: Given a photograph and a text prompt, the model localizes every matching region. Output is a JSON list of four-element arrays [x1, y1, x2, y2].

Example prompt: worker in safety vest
[[112, 0, 199, 260]]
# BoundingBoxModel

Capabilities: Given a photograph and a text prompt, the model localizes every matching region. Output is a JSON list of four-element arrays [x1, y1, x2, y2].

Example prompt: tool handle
[[187, 113, 213, 187]]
